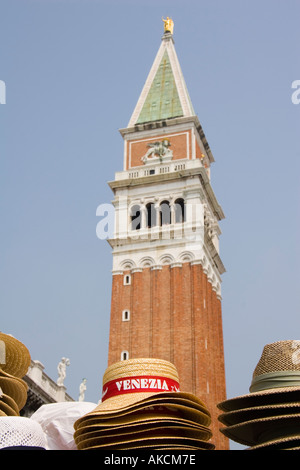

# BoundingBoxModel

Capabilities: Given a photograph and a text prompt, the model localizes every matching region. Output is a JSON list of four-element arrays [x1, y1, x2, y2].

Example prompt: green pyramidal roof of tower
[[136, 50, 184, 124], [127, 29, 197, 129]]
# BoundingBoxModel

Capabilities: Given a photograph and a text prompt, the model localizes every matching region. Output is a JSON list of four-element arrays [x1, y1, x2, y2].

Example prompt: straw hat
[[249, 435, 300, 450], [0, 417, 47, 450], [0, 332, 31, 378], [74, 358, 214, 450], [75, 401, 211, 430], [0, 332, 30, 414], [0, 369, 28, 411], [218, 340, 300, 449], [77, 358, 209, 416], [0, 392, 20, 416]]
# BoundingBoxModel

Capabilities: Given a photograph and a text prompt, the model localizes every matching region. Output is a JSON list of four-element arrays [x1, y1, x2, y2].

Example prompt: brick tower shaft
[[108, 263, 227, 449]]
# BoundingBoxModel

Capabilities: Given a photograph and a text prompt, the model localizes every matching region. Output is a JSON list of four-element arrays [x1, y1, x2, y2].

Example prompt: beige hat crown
[[103, 358, 179, 387], [253, 340, 300, 376], [100, 358, 181, 406], [250, 340, 300, 393]]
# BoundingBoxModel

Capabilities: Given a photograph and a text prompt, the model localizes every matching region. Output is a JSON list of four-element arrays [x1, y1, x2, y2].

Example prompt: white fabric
[[0, 416, 47, 449], [30, 401, 97, 450]]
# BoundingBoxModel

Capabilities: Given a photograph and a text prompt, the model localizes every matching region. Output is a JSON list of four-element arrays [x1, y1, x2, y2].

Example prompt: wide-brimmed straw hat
[[249, 434, 300, 450], [0, 389, 20, 416], [74, 358, 214, 450], [77, 358, 209, 417], [0, 332, 31, 378], [0, 369, 28, 411], [218, 340, 300, 448], [75, 399, 211, 429]]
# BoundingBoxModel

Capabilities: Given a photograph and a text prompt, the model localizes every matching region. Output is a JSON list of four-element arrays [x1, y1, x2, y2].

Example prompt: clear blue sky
[[1, 0, 299, 449]]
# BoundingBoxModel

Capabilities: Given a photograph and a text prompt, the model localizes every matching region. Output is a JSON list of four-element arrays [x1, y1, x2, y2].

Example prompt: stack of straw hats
[[74, 358, 214, 450], [0, 332, 31, 416], [0, 332, 47, 450], [218, 340, 300, 450]]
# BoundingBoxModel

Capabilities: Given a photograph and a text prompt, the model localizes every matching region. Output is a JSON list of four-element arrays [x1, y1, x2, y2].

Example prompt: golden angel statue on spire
[[162, 17, 174, 35]]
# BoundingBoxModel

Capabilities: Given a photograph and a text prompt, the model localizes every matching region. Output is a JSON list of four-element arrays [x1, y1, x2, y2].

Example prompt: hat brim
[[75, 410, 210, 435], [248, 434, 300, 450], [0, 333, 31, 378], [74, 393, 211, 430], [152, 445, 214, 450], [0, 393, 20, 415], [219, 414, 300, 447], [0, 400, 19, 416], [76, 423, 212, 450], [78, 391, 209, 415], [77, 435, 214, 451], [76, 417, 205, 434], [218, 386, 300, 413], [87, 441, 215, 450], [75, 418, 211, 442], [218, 402, 300, 426], [0, 371, 28, 410]]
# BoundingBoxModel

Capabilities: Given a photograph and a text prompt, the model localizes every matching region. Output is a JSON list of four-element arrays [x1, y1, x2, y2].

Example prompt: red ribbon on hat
[[102, 375, 180, 402]]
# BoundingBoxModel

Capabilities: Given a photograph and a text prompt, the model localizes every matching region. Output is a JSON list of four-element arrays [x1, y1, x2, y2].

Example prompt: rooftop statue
[[162, 17, 174, 35], [79, 378, 87, 401], [57, 357, 70, 386]]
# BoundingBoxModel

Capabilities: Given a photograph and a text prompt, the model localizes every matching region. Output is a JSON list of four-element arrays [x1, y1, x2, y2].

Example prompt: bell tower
[[107, 19, 228, 450]]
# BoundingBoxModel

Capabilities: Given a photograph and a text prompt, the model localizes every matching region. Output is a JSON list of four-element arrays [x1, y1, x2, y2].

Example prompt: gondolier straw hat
[[74, 358, 214, 450], [75, 357, 210, 417]]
